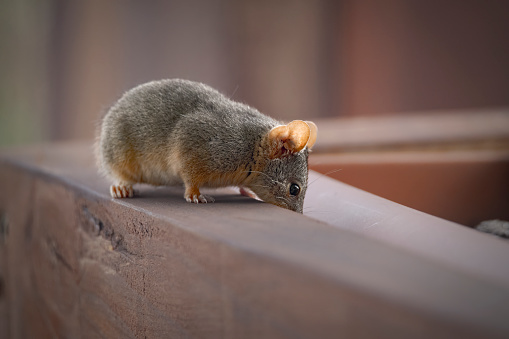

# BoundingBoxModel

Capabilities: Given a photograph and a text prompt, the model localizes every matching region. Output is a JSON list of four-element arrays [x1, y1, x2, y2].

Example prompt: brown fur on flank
[[96, 79, 317, 213]]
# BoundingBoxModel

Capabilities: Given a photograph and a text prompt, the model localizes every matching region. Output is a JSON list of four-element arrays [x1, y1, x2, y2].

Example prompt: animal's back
[[101, 79, 224, 160], [98, 79, 277, 185]]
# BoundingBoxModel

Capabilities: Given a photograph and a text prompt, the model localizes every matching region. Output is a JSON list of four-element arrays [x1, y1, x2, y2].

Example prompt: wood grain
[[1, 142, 509, 338]]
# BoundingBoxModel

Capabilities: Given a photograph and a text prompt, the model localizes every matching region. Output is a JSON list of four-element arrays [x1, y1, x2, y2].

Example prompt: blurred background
[[1, 0, 509, 146]]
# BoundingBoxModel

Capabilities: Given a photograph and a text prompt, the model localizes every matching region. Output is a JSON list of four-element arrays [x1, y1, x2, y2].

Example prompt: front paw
[[185, 194, 215, 204], [239, 186, 258, 199]]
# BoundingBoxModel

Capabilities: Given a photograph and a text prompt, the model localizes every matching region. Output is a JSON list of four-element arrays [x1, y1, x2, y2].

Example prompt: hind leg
[[110, 182, 134, 198], [108, 162, 138, 198]]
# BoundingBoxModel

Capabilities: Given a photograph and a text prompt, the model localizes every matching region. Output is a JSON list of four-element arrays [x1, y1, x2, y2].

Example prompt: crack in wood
[[46, 237, 74, 273], [80, 205, 128, 254], [81, 206, 104, 235]]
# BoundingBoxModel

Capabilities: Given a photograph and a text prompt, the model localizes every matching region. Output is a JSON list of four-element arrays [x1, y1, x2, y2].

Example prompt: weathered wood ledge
[[1, 142, 509, 338]]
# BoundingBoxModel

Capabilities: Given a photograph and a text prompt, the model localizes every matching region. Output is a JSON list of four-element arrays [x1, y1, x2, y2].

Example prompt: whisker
[[240, 170, 272, 180], [229, 84, 239, 99], [275, 195, 291, 205], [304, 210, 335, 215], [308, 168, 342, 187], [241, 170, 285, 187], [249, 184, 273, 189]]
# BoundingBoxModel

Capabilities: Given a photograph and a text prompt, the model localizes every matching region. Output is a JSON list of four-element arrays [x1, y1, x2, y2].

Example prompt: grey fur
[[476, 220, 509, 239], [97, 79, 310, 213], [248, 149, 309, 213]]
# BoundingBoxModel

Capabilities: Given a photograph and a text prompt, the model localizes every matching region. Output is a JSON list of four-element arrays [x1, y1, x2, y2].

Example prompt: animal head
[[249, 120, 317, 213]]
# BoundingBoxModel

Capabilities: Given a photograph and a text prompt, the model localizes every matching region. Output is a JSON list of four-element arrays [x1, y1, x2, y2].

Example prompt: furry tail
[[476, 220, 509, 239]]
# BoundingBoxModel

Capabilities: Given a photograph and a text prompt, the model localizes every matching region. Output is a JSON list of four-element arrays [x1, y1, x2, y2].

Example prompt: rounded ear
[[286, 120, 311, 152], [304, 121, 317, 149], [267, 120, 310, 158]]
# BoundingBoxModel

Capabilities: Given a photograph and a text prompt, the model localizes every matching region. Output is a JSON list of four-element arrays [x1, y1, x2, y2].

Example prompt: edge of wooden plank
[[1, 142, 509, 337]]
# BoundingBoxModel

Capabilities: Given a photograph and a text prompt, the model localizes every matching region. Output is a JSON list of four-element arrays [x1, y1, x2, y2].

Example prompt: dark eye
[[289, 183, 300, 196]]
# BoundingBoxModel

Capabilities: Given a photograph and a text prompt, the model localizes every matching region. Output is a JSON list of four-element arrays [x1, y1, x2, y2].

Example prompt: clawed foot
[[185, 194, 215, 204], [110, 184, 133, 198]]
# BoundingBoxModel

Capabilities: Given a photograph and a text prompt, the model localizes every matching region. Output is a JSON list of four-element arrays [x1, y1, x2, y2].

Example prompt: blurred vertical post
[[0, 0, 53, 146]]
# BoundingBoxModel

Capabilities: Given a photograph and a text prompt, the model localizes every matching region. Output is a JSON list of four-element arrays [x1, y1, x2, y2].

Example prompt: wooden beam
[[313, 108, 509, 152], [309, 149, 509, 226], [1, 142, 509, 338]]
